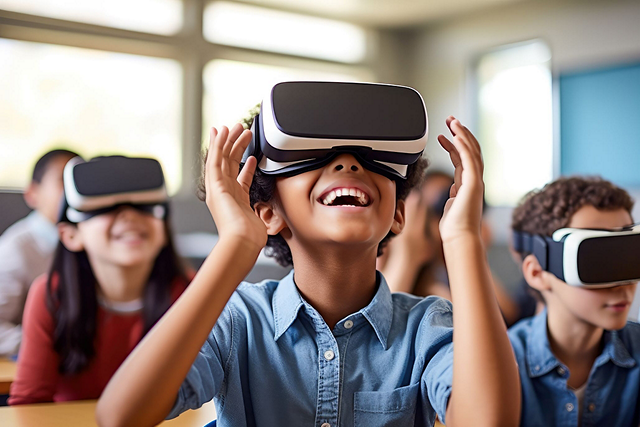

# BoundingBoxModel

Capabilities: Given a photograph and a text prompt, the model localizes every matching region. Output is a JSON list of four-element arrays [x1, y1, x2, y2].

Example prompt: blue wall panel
[[560, 62, 640, 187]]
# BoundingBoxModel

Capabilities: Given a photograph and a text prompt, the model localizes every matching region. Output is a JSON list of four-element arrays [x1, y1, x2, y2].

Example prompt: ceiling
[[233, 0, 529, 28]]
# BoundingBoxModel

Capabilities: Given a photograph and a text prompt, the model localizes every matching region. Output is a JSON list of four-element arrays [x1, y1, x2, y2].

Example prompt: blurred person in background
[[379, 170, 524, 326], [0, 149, 78, 356], [8, 155, 190, 404]]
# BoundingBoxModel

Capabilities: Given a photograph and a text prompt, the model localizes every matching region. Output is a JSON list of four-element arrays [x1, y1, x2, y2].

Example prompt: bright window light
[[203, 2, 367, 63], [0, 0, 183, 35], [0, 39, 183, 194], [202, 59, 372, 144], [477, 40, 553, 206]]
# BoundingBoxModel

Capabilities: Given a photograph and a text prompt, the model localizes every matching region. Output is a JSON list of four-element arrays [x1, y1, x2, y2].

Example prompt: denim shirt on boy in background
[[167, 270, 454, 427], [509, 309, 640, 427]]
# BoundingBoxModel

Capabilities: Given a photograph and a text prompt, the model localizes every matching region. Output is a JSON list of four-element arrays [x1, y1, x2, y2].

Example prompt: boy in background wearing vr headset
[[97, 82, 520, 427], [509, 177, 640, 426], [9, 156, 189, 404]]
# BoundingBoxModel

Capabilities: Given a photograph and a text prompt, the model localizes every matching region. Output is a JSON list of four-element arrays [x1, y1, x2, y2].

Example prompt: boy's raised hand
[[436, 116, 485, 243], [204, 124, 268, 251]]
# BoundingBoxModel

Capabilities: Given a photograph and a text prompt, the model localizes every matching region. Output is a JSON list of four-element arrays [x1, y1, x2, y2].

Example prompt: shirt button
[[321, 423, 331, 427], [565, 403, 574, 412], [534, 365, 540, 372], [344, 320, 354, 329], [324, 350, 335, 361], [588, 403, 596, 412], [557, 367, 566, 376]]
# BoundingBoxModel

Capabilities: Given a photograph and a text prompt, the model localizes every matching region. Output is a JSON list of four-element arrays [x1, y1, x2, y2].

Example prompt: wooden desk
[[0, 399, 217, 427], [0, 357, 17, 394], [0, 399, 446, 426]]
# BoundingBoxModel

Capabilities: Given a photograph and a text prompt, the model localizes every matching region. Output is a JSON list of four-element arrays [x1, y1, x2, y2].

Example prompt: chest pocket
[[354, 383, 420, 427]]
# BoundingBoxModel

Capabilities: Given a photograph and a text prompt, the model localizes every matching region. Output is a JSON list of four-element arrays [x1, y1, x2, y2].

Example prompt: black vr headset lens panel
[[271, 82, 427, 141], [577, 233, 640, 285], [73, 157, 165, 197], [63, 156, 169, 222]]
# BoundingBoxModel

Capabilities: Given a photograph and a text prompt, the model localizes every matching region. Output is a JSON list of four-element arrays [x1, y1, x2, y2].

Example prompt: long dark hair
[[46, 219, 188, 375]]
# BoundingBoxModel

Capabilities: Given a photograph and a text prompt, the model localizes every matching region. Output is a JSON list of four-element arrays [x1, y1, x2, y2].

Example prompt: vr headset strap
[[513, 231, 565, 281]]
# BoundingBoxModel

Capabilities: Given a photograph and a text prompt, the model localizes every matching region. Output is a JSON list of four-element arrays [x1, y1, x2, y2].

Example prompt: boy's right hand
[[204, 124, 268, 252]]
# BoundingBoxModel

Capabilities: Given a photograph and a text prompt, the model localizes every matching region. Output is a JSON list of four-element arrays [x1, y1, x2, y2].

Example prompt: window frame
[[0, 1, 374, 199]]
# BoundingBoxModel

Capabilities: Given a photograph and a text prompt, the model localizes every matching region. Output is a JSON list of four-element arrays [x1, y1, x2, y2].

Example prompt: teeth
[[321, 188, 370, 206]]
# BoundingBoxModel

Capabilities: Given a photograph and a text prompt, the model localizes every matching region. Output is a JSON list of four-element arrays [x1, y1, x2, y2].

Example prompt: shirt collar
[[272, 270, 305, 341], [272, 270, 394, 349], [596, 329, 636, 369], [526, 309, 561, 377], [526, 309, 636, 378]]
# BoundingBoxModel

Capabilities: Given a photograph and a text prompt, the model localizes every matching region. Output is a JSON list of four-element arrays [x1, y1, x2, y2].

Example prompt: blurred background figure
[[0, 149, 78, 356], [378, 170, 530, 326]]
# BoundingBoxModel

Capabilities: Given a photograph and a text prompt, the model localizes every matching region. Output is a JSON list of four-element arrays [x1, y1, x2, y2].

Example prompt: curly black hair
[[199, 110, 429, 267]]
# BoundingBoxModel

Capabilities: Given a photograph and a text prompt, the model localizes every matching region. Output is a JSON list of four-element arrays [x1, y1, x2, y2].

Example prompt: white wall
[[407, 0, 640, 243]]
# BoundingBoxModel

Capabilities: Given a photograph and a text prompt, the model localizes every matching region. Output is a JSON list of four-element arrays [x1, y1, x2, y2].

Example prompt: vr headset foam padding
[[512, 225, 640, 288], [242, 81, 428, 180], [61, 156, 168, 223]]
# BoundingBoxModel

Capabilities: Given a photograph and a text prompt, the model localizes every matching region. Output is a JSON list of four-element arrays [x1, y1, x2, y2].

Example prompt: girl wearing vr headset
[[9, 156, 189, 405], [509, 177, 640, 427], [98, 83, 519, 427]]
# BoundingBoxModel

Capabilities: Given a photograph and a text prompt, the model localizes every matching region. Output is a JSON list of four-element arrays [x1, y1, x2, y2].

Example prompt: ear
[[522, 254, 551, 293], [390, 199, 406, 235], [23, 182, 39, 210], [58, 222, 84, 252], [254, 202, 287, 236]]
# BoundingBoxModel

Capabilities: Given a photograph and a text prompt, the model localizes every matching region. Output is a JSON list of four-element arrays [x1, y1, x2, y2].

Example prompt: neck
[[290, 243, 379, 330], [546, 305, 603, 387], [88, 259, 154, 303]]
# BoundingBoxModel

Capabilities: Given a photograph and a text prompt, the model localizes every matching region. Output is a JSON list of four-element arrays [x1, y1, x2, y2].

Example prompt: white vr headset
[[61, 156, 168, 223], [513, 225, 640, 288], [242, 81, 429, 180]]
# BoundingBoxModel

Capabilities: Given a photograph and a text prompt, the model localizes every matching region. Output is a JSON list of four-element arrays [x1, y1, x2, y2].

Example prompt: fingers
[[229, 129, 253, 165], [209, 126, 228, 172], [437, 134, 462, 169], [222, 123, 246, 159], [237, 156, 257, 193]]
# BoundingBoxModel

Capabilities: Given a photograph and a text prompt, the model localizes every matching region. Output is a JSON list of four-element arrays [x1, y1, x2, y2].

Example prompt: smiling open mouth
[[320, 188, 371, 207]]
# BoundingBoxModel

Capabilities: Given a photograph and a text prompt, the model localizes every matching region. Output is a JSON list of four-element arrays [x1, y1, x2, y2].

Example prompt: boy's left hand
[[437, 116, 484, 243]]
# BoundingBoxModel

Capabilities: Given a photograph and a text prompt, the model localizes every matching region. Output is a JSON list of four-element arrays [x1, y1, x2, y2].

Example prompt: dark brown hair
[[511, 176, 634, 241]]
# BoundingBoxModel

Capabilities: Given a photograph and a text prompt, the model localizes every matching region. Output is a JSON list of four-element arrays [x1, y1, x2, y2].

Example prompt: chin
[[597, 316, 629, 331]]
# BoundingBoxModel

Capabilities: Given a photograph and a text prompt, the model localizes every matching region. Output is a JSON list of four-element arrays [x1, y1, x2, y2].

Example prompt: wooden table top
[[0, 357, 17, 395], [0, 399, 217, 427], [0, 392, 445, 426]]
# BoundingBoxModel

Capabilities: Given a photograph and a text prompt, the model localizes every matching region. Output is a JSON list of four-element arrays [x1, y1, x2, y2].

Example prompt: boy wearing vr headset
[[98, 82, 520, 427], [509, 177, 640, 426]]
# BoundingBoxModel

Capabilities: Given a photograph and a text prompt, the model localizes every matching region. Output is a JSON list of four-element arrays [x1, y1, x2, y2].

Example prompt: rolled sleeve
[[419, 299, 454, 425], [422, 341, 453, 424]]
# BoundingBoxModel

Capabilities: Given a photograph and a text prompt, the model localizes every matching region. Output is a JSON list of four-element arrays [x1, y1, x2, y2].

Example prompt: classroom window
[[202, 59, 372, 144], [203, 2, 368, 63], [476, 40, 553, 206], [0, 0, 183, 35], [0, 39, 183, 194]]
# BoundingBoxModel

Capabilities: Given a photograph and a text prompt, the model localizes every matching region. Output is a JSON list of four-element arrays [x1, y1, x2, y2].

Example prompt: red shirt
[[9, 274, 186, 405]]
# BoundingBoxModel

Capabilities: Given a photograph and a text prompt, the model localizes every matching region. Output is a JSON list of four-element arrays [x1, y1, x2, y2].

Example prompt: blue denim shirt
[[167, 270, 454, 426], [509, 310, 640, 427]]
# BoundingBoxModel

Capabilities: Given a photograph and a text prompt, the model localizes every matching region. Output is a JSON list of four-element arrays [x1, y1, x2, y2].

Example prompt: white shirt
[[0, 211, 58, 356]]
